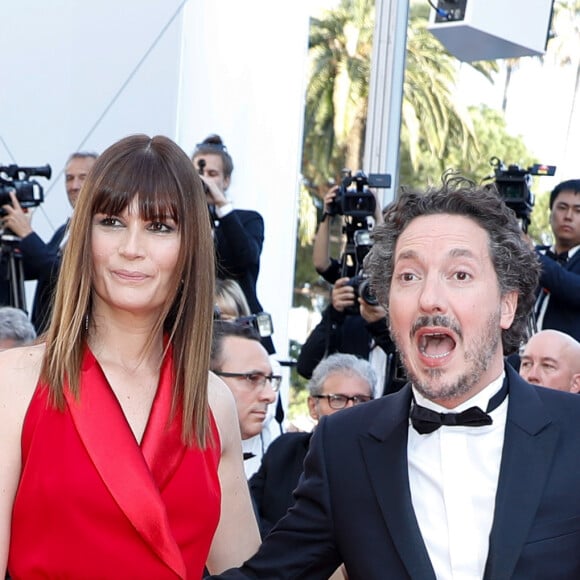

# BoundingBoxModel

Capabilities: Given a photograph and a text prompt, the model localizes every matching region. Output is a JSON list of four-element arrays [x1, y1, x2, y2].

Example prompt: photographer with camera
[[298, 171, 404, 397], [192, 135, 274, 354], [1, 151, 97, 333], [533, 179, 580, 342]]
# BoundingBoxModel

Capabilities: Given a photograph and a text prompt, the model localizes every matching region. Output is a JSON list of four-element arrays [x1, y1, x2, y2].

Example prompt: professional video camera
[[0, 163, 51, 310], [486, 156, 556, 233], [327, 169, 391, 218], [0, 164, 51, 215], [333, 169, 390, 314]]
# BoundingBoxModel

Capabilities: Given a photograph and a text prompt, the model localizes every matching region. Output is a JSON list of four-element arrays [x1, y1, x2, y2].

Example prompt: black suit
[[214, 209, 274, 353], [536, 245, 580, 341], [249, 432, 312, 538], [212, 366, 580, 579]]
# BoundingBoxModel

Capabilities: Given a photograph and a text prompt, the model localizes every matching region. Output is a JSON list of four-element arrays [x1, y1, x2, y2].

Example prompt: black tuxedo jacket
[[249, 432, 312, 538], [19, 223, 67, 334], [214, 366, 580, 579], [536, 245, 580, 341]]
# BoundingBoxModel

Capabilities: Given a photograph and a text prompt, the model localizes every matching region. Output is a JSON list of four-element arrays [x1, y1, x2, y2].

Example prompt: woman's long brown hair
[[41, 134, 215, 447]]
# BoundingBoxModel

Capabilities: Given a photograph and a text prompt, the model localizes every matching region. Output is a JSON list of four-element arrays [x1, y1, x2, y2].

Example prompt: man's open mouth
[[418, 332, 456, 359]]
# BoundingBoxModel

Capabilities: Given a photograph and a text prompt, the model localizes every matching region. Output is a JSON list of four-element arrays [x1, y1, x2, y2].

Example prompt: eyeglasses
[[312, 394, 372, 409], [214, 371, 282, 392]]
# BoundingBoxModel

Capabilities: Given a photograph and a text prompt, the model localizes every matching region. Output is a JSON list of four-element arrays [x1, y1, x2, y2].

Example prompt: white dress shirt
[[408, 374, 507, 580]]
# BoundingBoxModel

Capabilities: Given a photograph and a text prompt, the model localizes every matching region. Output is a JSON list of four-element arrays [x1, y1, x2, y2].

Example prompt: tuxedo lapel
[[65, 347, 187, 579], [484, 368, 558, 580], [360, 387, 436, 580]]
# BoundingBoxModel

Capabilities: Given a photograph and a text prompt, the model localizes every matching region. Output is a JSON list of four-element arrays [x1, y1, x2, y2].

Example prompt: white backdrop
[[1, 0, 310, 362]]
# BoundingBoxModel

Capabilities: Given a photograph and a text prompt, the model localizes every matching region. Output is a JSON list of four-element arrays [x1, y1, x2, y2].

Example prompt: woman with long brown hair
[[0, 134, 259, 578]]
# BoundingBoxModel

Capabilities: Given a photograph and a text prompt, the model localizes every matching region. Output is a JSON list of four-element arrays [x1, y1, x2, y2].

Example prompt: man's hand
[[323, 185, 339, 214], [1, 192, 33, 238], [331, 277, 356, 312], [199, 174, 228, 208], [359, 299, 387, 323]]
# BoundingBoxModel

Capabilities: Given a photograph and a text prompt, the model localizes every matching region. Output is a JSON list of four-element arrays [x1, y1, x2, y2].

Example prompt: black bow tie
[[410, 380, 508, 435], [243, 452, 256, 461]]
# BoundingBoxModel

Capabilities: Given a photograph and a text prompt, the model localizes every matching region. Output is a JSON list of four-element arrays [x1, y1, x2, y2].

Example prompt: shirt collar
[[412, 372, 506, 414]]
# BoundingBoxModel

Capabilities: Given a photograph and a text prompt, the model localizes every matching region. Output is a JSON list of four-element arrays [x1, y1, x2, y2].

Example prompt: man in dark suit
[[1, 152, 97, 333], [249, 352, 375, 538], [534, 178, 580, 342], [192, 135, 273, 353], [210, 176, 580, 579]]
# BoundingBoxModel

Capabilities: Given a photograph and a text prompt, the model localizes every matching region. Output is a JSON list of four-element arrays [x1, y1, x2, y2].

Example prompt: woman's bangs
[[91, 153, 180, 222]]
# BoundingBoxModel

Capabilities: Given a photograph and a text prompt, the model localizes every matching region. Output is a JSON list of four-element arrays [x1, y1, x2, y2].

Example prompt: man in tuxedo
[[210, 175, 580, 579], [534, 178, 580, 341], [1, 151, 97, 333]]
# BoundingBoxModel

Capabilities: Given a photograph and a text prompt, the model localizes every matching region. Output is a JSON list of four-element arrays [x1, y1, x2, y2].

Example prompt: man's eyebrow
[[395, 249, 418, 261], [396, 248, 476, 261], [448, 248, 477, 259]]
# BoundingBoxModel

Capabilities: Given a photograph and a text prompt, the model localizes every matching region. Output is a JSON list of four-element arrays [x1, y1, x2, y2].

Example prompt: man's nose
[[259, 383, 277, 404], [418, 273, 446, 314], [522, 365, 540, 384]]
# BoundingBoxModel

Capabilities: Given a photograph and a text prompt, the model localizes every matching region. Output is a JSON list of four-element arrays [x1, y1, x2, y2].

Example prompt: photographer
[[192, 135, 274, 354], [534, 178, 580, 341], [296, 276, 401, 398], [1, 152, 97, 333], [313, 184, 384, 283], [299, 173, 403, 396]]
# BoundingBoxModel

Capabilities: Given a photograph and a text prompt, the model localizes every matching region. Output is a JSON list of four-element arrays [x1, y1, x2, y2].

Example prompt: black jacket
[[535, 245, 580, 341]]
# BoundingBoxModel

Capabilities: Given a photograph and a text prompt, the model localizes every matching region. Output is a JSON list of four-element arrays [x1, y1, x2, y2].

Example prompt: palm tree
[[546, 0, 580, 160]]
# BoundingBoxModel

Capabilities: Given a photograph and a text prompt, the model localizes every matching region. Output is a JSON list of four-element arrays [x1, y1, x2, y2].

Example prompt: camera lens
[[358, 279, 379, 306]]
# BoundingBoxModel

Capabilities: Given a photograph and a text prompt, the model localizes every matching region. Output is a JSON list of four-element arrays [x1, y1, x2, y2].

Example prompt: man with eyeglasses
[[249, 353, 375, 540], [211, 320, 281, 478]]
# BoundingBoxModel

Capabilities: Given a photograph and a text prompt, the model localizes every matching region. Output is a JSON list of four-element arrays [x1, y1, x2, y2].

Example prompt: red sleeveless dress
[[8, 346, 221, 579]]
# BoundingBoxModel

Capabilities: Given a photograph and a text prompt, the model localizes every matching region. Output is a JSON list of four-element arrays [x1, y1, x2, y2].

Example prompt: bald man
[[519, 329, 580, 393]]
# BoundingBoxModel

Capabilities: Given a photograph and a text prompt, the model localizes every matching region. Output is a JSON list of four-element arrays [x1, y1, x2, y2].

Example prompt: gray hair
[[66, 151, 99, 164], [364, 173, 540, 355], [308, 353, 376, 397], [0, 306, 37, 345]]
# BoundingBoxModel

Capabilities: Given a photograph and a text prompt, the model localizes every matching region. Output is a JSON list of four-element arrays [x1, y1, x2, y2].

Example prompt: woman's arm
[[0, 345, 43, 575], [207, 373, 261, 573]]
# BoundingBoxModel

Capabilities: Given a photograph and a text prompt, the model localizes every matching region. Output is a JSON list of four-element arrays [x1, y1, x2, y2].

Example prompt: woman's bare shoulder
[[207, 371, 239, 450], [0, 343, 45, 411]]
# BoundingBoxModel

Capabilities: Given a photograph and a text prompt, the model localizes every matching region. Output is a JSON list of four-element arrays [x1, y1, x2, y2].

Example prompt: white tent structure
[[1, 0, 311, 363]]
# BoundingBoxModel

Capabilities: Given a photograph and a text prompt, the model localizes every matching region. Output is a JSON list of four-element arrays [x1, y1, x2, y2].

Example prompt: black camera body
[[327, 170, 391, 218], [346, 273, 379, 306], [489, 157, 556, 233], [0, 164, 51, 216]]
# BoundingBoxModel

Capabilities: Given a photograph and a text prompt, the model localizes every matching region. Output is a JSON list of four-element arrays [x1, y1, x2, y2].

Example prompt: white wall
[[1, 0, 310, 362]]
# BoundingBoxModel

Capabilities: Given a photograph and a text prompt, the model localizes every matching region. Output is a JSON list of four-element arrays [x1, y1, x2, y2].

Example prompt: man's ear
[[500, 291, 518, 330], [307, 396, 319, 421], [570, 374, 580, 394]]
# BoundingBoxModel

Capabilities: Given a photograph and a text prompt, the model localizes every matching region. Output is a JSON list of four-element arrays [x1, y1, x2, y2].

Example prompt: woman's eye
[[100, 216, 121, 227], [149, 221, 175, 233]]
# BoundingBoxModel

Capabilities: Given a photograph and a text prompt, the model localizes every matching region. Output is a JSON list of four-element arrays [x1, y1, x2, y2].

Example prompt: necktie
[[410, 380, 508, 435]]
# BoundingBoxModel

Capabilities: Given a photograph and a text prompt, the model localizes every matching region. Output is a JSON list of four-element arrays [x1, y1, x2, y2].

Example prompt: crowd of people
[[1, 130, 580, 578]]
